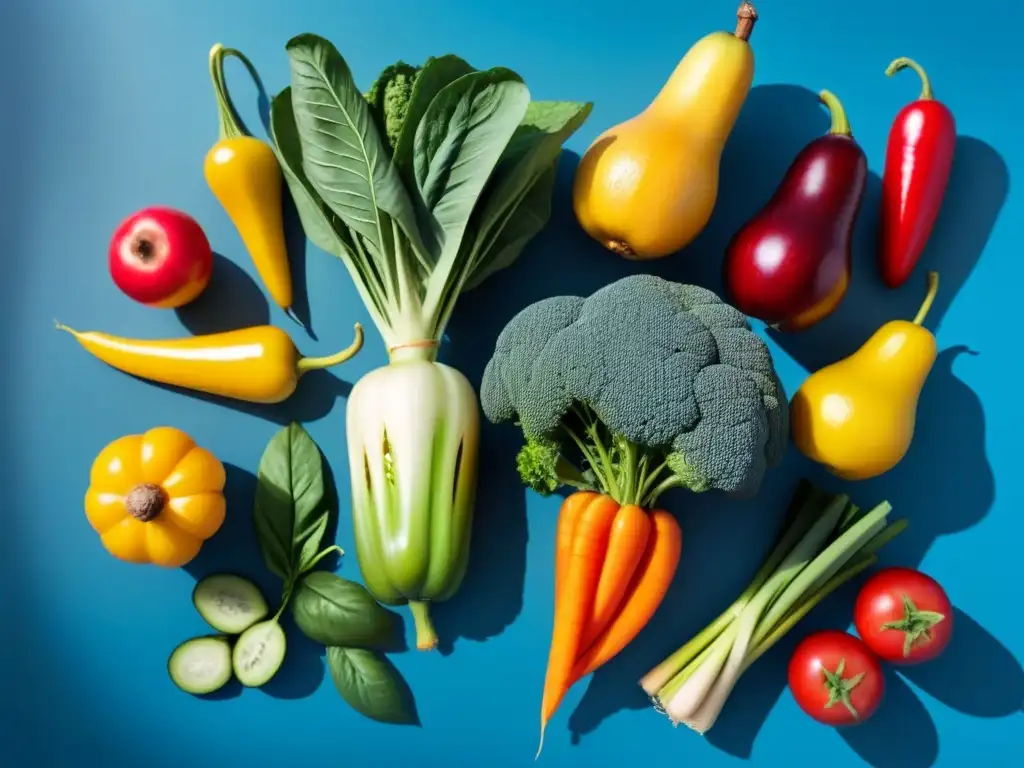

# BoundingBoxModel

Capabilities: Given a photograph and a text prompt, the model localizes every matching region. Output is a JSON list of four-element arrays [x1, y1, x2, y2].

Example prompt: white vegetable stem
[[640, 482, 905, 734], [346, 344, 480, 650]]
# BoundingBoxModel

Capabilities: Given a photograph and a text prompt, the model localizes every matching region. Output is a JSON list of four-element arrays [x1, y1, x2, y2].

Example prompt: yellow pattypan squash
[[84, 426, 226, 567]]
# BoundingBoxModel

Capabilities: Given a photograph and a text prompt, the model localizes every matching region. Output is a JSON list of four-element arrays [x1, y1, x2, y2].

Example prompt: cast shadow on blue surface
[[183, 462, 413, 706], [149, 252, 353, 426], [483, 86, 1013, 765], [176, 252, 270, 333]]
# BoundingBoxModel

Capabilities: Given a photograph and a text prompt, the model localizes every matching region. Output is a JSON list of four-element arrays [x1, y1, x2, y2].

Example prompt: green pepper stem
[[297, 323, 364, 373], [886, 56, 934, 101], [208, 43, 262, 141], [912, 272, 940, 326], [819, 90, 852, 137], [409, 601, 439, 651]]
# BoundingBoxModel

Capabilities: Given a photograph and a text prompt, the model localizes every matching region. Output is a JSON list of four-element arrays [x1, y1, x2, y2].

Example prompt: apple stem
[[295, 323, 364, 374], [912, 271, 940, 326], [208, 43, 263, 141]]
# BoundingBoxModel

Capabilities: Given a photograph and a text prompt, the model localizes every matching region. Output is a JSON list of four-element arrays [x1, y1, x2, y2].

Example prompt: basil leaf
[[463, 161, 558, 291], [413, 69, 529, 264], [327, 647, 418, 725], [292, 572, 398, 649], [269, 87, 348, 257], [284, 34, 426, 259], [393, 54, 476, 181], [253, 422, 328, 580]]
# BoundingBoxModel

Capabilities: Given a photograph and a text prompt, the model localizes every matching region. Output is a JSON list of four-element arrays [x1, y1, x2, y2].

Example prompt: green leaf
[[284, 34, 426, 260], [269, 88, 347, 257], [414, 69, 529, 255], [292, 572, 399, 649], [471, 100, 591, 259], [327, 647, 418, 725], [462, 160, 557, 291], [393, 54, 476, 180], [253, 422, 328, 581]]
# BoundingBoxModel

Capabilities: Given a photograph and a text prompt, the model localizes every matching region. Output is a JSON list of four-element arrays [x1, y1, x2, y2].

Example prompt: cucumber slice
[[192, 574, 270, 634], [232, 619, 286, 687], [168, 635, 233, 695]]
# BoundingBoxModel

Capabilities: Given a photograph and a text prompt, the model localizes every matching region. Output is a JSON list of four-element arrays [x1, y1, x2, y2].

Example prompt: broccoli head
[[480, 274, 789, 505], [364, 60, 424, 151]]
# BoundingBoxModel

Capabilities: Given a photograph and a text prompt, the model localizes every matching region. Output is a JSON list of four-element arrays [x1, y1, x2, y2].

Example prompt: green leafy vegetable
[[253, 421, 335, 582], [292, 571, 399, 649], [327, 647, 419, 725], [271, 34, 592, 350]]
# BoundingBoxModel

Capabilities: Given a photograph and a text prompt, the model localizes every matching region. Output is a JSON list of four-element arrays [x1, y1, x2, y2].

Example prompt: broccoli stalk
[[517, 403, 691, 508]]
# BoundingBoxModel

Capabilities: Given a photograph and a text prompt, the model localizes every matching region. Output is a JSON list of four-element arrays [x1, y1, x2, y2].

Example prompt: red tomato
[[853, 567, 953, 664], [787, 630, 885, 726]]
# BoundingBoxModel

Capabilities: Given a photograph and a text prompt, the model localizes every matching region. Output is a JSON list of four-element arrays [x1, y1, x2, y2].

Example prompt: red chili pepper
[[878, 57, 956, 289]]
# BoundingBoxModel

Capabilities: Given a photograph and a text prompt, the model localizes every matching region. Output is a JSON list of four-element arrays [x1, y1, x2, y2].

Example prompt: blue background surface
[[2, 0, 1021, 765]]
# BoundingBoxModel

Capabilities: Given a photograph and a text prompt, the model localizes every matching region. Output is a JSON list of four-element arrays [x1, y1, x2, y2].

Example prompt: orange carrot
[[538, 494, 619, 757], [555, 491, 598, 607], [570, 510, 682, 681], [580, 504, 651, 652]]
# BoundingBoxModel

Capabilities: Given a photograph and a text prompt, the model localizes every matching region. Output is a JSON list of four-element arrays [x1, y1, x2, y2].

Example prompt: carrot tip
[[535, 724, 547, 760]]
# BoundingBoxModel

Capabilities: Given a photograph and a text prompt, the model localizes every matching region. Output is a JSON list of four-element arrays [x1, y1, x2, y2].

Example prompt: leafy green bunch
[[268, 35, 593, 351]]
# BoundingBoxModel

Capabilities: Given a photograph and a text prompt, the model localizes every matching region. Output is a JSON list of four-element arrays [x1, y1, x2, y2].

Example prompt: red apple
[[108, 206, 213, 308]]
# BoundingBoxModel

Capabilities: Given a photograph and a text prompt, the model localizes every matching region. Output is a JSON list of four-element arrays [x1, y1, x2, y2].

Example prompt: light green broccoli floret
[[480, 274, 789, 505], [364, 61, 422, 151], [515, 435, 594, 496]]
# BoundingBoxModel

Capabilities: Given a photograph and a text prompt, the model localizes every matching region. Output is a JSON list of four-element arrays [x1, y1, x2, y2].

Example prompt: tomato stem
[[822, 658, 866, 720], [881, 593, 947, 658]]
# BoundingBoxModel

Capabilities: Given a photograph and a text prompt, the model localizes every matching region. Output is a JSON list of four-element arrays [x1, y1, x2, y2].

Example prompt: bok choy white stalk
[[640, 479, 906, 733], [267, 35, 592, 649]]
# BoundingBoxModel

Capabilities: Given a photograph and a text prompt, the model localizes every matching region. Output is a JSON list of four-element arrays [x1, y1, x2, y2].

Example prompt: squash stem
[[208, 43, 263, 141], [409, 601, 439, 651], [296, 323, 364, 373]]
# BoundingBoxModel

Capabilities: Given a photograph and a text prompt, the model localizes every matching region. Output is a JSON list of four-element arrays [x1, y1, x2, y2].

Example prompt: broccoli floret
[[364, 61, 421, 151], [515, 435, 595, 496], [481, 274, 789, 505]]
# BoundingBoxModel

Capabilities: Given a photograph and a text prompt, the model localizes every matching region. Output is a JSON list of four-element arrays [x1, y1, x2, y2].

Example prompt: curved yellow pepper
[[204, 43, 293, 312], [84, 427, 226, 567]]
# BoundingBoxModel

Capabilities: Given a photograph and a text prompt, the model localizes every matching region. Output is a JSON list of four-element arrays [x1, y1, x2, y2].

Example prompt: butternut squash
[[573, 3, 759, 260]]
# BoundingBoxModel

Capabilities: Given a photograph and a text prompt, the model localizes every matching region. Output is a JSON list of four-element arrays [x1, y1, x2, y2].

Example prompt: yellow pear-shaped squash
[[572, 3, 758, 260], [790, 272, 940, 481]]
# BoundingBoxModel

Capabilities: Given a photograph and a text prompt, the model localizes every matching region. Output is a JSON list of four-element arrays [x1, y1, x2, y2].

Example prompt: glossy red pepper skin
[[878, 57, 956, 289]]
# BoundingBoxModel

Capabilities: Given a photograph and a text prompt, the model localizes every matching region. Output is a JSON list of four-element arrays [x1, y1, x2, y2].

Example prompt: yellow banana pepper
[[56, 321, 363, 405], [85, 427, 226, 567], [204, 43, 293, 313]]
